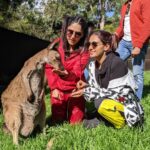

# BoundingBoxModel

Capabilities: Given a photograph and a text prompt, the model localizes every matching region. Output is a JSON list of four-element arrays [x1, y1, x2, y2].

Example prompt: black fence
[[0, 27, 49, 97]]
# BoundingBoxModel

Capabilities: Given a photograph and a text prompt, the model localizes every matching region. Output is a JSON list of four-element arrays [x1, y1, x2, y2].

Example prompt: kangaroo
[[1, 46, 63, 145]]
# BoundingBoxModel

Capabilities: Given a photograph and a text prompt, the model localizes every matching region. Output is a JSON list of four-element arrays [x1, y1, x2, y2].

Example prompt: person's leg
[[51, 92, 67, 123], [132, 44, 148, 100], [67, 96, 85, 124], [97, 99, 125, 129], [117, 39, 146, 100], [85, 101, 97, 119], [116, 39, 132, 61], [81, 99, 103, 129]]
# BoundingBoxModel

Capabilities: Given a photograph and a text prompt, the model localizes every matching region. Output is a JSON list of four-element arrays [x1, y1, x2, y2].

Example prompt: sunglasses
[[86, 41, 103, 48], [67, 29, 82, 38]]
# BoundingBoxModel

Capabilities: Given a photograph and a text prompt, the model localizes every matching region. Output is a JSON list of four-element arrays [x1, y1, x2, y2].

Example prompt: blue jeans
[[116, 39, 148, 100]]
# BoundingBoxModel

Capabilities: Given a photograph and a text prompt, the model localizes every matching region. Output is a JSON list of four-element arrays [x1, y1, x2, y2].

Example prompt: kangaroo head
[[45, 50, 64, 70]]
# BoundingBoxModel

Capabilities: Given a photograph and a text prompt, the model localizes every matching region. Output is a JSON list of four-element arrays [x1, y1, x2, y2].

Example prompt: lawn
[[0, 72, 150, 150]]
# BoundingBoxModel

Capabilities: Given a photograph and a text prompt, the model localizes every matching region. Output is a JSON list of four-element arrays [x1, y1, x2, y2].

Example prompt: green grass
[[0, 72, 150, 150]]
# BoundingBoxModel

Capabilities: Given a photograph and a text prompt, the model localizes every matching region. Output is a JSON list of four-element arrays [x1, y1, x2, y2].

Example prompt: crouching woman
[[71, 30, 144, 129]]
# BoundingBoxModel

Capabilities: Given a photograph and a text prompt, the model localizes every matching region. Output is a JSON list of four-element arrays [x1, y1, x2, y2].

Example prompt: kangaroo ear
[[48, 38, 60, 50], [36, 61, 41, 69], [36, 60, 44, 70]]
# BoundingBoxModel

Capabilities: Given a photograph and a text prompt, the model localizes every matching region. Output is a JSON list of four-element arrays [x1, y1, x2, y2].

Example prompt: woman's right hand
[[76, 80, 88, 89], [71, 89, 84, 98]]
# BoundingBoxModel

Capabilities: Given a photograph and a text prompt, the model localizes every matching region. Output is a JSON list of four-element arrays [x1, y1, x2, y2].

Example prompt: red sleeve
[[45, 51, 89, 91], [115, 5, 126, 39], [45, 64, 77, 91], [134, 0, 150, 48], [65, 51, 89, 81]]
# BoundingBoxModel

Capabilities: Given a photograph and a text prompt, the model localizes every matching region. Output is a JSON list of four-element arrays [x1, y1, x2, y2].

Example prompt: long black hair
[[61, 15, 89, 56]]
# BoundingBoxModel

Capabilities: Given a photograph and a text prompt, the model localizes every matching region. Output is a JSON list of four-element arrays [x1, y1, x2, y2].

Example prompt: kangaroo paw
[[2, 123, 11, 134]]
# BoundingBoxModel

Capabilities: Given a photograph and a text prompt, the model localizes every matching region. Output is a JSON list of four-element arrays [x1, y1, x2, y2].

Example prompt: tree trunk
[[100, 15, 105, 29]]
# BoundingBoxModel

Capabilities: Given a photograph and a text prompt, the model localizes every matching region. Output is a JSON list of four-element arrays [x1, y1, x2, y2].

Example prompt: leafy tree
[[0, 0, 35, 9], [44, 0, 124, 31], [0, 0, 125, 40]]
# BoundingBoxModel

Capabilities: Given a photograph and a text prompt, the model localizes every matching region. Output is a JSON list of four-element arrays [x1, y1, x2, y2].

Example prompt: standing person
[[115, 0, 150, 100], [45, 15, 90, 124], [71, 30, 144, 129]]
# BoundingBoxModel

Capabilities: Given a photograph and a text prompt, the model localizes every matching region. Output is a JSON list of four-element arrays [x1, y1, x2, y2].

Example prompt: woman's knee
[[97, 99, 125, 128]]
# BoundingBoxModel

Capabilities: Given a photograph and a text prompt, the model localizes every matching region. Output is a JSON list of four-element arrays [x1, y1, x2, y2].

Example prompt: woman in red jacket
[[115, 0, 150, 100], [45, 16, 90, 124]]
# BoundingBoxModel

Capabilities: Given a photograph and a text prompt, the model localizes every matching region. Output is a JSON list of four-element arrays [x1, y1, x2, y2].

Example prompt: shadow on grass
[[46, 115, 66, 127], [142, 84, 150, 98]]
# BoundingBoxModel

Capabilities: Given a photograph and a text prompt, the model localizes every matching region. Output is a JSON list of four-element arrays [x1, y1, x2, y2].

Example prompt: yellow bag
[[98, 99, 125, 129]]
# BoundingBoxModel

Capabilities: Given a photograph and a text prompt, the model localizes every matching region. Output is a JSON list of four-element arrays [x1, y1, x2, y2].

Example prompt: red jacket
[[45, 38, 89, 91], [115, 0, 150, 48]]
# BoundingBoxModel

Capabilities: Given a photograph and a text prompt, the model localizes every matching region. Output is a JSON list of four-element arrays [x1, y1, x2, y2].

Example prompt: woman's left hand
[[71, 89, 84, 97], [76, 80, 88, 89], [52, 89, 61, 99]]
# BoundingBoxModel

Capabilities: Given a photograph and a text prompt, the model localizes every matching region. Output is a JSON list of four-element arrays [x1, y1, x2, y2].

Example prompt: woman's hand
[[52, 69, 68, 77], [76, 80, 88, 89], [52, 89, 61, 99], [71, 89, 84, 98], [131, 47, 141, 57]]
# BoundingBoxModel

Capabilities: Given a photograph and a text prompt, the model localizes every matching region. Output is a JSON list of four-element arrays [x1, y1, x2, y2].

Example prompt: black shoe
[[85, 110, 98, 119], [83, 117, 100, 129]]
